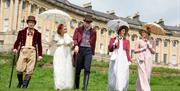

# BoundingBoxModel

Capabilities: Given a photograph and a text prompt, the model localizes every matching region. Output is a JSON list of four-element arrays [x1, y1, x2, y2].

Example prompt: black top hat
[[83, 14, 93, 23], [26, 16, 37, 25]]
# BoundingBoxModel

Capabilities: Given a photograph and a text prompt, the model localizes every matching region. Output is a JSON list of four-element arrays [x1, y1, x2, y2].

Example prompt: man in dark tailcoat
[[73, 14, 97, 91]]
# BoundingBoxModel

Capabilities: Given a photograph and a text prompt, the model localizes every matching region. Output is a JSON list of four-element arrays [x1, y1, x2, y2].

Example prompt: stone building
[[0, 0, 180, 67]]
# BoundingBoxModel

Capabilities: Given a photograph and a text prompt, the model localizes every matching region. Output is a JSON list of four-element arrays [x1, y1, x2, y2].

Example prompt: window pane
[[163, 54, 167, 64], [172, 55, 177, 65], [39, 8, 45, 14], [6, 0, 10, 8], [173, 41, 177, 47], [131, 35, 134, 41], [155, 53, 158, 63], [101, 30, 104, 35], [164, 41, 167, 47], [108, 30, 112, 36], [3, 18, 9, 32], [101, 28, 106, 36], [22, 0, 26, 10], [156, 40, 159, 46], [70, 19, 77, 29], [31, 4, 36, 13], [100, 43, 104, 54], [131, 49, 135, 58], [0, 40, 4, 51]]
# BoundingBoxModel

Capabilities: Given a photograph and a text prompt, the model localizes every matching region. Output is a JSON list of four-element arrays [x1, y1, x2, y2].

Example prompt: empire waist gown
[[53, 33, 74, 90]]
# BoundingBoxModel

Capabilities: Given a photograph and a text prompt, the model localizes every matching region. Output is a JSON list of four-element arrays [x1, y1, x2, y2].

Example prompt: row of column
[[0, 0, 2, 32], [0, 0, 46, 32], [158, 39, 180, 65], [0, 0, 19, 32]]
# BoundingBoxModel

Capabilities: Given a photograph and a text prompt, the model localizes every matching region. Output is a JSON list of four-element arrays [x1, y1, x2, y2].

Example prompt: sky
[[68, 0, 180, 26]]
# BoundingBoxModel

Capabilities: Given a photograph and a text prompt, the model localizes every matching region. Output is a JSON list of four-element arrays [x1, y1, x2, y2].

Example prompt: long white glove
[[113, 38, 118, 45], [113, 38, 118, 49], [128, 61, 132, 65], [147, 41, 152, 48]]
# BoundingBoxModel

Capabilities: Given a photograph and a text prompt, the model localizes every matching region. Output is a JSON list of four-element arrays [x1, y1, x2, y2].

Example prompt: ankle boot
[[22, 74, 31, 88], [75, 74, 80, 89], [82, 74, 89, 91], [17, 73, 23, 88]]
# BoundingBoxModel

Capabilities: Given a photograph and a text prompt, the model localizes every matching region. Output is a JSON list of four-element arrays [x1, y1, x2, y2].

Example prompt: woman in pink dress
[[134, 29, 155, 91], [108, 25, 131, 91]]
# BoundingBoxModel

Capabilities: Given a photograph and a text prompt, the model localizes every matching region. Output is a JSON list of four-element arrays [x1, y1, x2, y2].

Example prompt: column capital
[[162, 39, 170, 42], [101, 27, 107, 31], [156, 38, 162, 41]]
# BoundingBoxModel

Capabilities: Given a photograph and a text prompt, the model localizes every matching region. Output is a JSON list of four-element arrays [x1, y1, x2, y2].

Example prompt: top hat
[[26, 16, 37, 25], [83, 14, 93, 23]]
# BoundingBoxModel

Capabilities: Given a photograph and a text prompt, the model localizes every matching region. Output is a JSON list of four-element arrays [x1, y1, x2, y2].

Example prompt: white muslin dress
[[53, 33, 74, 90], [109, 39, 129, 91]]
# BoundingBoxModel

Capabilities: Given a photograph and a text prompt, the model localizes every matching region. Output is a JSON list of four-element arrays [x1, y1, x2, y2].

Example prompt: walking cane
[[9, 53, 16, 88]]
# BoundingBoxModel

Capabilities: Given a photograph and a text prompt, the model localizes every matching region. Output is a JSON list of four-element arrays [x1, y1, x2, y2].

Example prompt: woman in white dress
[[108, 25, 131, 91], [53, 24, 74, 90]]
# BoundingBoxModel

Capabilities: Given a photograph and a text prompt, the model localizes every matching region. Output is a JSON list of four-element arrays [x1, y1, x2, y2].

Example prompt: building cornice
[[43, 0, 180, 34]]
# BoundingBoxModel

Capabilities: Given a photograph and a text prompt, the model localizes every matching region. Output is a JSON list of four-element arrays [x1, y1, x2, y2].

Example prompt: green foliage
[[152, 66, 180, 74], [0, 52, 14, 60], [91, 60, 109, 68], [37, 54, 53, 67], [0, 53, 180, 91]]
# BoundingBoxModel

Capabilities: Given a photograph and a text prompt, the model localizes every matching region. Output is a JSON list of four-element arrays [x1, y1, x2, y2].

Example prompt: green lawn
[[0, 53, 180, 91]]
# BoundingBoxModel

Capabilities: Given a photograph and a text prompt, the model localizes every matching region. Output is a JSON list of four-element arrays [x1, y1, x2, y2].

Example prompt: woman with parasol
[[135, 22, 164, 91], [107, 19, 131, 91], [53, 24, 74, 91]]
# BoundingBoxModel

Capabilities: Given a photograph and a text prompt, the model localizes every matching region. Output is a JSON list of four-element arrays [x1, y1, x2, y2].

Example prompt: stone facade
[[0, 0, 180, 67]]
